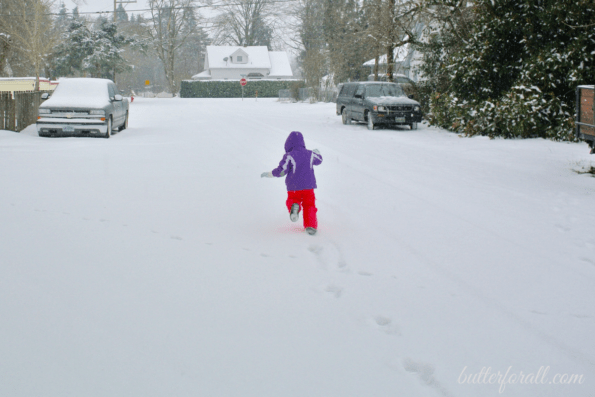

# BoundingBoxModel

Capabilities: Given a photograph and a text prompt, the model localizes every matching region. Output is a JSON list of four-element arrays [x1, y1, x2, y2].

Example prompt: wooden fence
[[0, 91, 51, 132]]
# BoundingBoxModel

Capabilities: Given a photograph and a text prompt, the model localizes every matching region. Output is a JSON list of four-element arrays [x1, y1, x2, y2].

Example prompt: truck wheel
[[410, 122, 417, 130], [105, 117, 112, 139], [119, 112, 128, 131], [342, 108, 351, 125], [367, 112, 375, 130]]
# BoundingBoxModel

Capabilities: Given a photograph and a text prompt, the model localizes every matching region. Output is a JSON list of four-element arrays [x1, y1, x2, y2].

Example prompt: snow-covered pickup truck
[[37, 78, 129, 139]]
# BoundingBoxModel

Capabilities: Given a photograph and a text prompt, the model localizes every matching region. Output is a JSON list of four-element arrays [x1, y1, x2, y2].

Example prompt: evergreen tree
[[323, 0, 373, 83], [117, 4, 129, 22], [52, 20, 94, 77], [294, 0, 328, 87], [53, 19, 139, 79], [56, 3, 69, 29], [72, 6, 80, 20], [422, 0, 595, 140]]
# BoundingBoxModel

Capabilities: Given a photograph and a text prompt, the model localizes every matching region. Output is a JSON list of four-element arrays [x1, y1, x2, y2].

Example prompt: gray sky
[[62, 0, 152, 19]]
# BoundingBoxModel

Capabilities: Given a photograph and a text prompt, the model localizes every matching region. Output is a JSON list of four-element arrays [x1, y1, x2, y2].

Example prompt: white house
[[363, 23, 427, 82], [192, 46, 294, 81]]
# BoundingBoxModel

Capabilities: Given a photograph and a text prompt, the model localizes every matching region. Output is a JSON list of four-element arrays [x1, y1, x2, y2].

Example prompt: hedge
[[180, 80, 305, 98]]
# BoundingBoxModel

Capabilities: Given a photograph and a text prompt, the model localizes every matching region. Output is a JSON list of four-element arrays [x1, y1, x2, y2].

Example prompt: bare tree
[[365, 0, 424, 82], [0, 0, 58, 89], [147, 0, 200, 94], [209, 0, 280, 48]]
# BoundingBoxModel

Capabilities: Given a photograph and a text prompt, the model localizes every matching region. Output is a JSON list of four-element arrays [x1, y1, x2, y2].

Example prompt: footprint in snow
[[403, 358, 436, 385], [308, 242, 349, 272], [170, 235, 183, 240], [325, 285, 343, 298], [308, 244, 323, 255], [358, 271, 373, 276], [373, 316, 401, 336], [555, 224, 570, 232], [402, 358, 453, 396]]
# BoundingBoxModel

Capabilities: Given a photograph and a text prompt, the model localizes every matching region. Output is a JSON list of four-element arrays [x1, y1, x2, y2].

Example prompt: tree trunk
[[386, 43, 394, 82], [386, 0, 396, 83], [34, 63, 40, 91], [373, 53, 379, 81]]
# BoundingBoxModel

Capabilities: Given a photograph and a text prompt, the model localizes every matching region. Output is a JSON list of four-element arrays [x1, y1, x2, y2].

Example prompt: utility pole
[[114, 0, 137, 22]]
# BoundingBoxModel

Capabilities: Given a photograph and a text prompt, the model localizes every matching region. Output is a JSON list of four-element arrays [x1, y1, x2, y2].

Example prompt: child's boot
[[290, 203, 300, 222], [306, 227, 317, 235]]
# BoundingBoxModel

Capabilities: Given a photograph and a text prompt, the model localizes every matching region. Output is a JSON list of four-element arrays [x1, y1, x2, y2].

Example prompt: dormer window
[[230, 49, 249, 64]]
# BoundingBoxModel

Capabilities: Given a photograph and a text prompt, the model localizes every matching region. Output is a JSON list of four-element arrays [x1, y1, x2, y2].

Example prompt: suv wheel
[[367, 112, 375, 130], [341, 108, 351, 125]]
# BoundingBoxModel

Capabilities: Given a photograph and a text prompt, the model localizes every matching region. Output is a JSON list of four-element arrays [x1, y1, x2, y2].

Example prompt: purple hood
[[272, 131, 323, 191], [285, 131, 306, 152]]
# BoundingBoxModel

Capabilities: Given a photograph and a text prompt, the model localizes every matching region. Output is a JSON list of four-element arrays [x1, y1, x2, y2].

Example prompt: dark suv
[[336, 82, 422, 130]]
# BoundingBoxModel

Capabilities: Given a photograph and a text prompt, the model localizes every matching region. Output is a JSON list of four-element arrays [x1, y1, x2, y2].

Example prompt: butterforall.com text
[[458, 366, 585, 393]]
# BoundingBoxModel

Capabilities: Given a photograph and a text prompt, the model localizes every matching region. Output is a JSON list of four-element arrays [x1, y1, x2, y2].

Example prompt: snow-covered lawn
[[1, 98, 594, 397]]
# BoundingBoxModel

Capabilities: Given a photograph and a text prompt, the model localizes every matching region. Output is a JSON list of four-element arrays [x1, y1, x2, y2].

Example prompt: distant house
[[192, 46, 294, 81], [363, 23, 427, 82], [0, 77, 58, 94]]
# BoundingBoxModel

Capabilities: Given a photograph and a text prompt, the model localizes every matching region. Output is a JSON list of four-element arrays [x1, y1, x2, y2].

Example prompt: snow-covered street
[[1, 97, 594, 397]]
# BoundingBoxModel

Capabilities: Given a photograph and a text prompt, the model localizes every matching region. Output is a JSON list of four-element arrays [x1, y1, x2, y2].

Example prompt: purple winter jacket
[[272, 131, 323, 191]]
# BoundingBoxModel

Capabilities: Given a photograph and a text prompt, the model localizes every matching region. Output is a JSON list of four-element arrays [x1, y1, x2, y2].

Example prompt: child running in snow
[[261, 131, 323, 235]]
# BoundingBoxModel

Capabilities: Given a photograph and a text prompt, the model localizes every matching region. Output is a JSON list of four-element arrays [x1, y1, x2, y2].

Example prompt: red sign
[[240, 78, 247, 86]]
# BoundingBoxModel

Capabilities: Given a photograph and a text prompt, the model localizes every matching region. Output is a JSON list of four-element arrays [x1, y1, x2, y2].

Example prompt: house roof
[[268, 52, 293, 77], [191, 70, 211, 79], [363, 44, 410, 66], [206, 46, 271, 69]]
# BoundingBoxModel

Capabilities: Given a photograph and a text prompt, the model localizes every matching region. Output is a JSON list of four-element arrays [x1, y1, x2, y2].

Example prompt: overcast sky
[[62, 0, 152, 19]]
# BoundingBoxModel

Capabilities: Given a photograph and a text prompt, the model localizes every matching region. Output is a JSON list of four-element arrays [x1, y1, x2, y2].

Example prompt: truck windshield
[[366, 84, 404, 98]]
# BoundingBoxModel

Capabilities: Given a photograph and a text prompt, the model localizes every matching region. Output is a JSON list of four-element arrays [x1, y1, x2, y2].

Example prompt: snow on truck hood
[[366, 96, 419, 106], [40, 78, 112, 109]]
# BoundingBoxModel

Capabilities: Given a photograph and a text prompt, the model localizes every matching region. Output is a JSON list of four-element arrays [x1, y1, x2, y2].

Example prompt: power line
[[0, 1, 299, 18]]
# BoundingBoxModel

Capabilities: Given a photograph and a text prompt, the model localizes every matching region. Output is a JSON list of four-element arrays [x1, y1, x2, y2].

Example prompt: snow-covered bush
[[419, 0, 595, 140], [429, 84, 574, 140], [180, 80, 304, 98]]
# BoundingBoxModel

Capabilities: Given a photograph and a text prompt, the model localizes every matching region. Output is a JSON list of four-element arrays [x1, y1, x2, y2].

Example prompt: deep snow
[[1, 97, 594, 397]]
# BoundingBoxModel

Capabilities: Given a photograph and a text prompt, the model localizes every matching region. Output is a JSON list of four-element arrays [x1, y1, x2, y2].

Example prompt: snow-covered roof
[[191, 70, 211, 79], [0, 77, 51, 81], [268, 52, 293, 77], [363, 45, 410, 66], [206, 46, 271, 69]]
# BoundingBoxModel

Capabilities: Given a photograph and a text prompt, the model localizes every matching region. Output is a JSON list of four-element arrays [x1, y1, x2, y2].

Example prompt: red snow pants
[[286, 189, 317, 229]]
